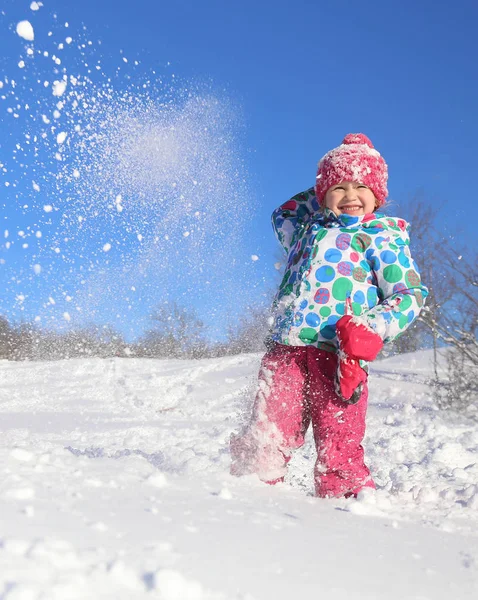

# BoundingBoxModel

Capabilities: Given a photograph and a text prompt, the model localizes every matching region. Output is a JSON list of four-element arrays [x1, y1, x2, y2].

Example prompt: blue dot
[[367, 287, 378, 308], [353, 290, 365, 304], [315, 265, 335, 283], [299, 299, 308, 310], [398, 249, 410, 268], [305, 312, 321, 327], [336, 302, 345, 315], [320, 316, 340, 339], [380, 250, 397, 264], [320, 325, 336, 339], [370, 256, 380, 271], [408, 310, 415, 323], [359, 260, 371, 272], [324, 248, 342, 263]]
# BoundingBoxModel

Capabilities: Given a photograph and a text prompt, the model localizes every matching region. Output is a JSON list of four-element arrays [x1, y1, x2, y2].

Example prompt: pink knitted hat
[[315, 133, 388, 206]]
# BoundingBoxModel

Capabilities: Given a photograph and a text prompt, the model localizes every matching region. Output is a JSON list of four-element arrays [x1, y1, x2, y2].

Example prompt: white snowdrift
[[0, 350, 477, 599]]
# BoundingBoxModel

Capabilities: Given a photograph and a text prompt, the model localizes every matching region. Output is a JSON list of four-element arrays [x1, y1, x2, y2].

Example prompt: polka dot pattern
[[271, 191, 428, 350]]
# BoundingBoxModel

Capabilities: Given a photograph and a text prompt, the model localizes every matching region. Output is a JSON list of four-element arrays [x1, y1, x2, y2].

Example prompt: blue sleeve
[[271, 187, 320, 254]]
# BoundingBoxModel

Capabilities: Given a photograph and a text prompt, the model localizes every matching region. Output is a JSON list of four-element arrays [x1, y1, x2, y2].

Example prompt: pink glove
[[335, 315, 383, 362], [335, 315, 383, 403], [335, 356, 368, 403]]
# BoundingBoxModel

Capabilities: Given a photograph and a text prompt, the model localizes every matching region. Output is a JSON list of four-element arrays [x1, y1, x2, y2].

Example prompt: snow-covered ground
[[0, 350, 477, 599]]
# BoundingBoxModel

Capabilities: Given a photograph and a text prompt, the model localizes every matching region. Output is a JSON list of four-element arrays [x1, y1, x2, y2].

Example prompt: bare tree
[[424, 251, 478, 417], [221, 304, 273, 356], [138, 302, 208, 359]]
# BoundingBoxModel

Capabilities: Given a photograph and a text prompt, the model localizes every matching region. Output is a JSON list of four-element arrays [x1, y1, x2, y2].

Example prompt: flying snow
[[1, 6, 256, 336], [16, 21, 34, 41]]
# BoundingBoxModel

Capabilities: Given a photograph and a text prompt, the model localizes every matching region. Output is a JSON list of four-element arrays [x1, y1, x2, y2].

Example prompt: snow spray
[[0, 5, 257, 339]]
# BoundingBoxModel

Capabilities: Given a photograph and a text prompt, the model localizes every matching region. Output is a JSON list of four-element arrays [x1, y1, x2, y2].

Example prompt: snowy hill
[[0, 351, 477, 599]]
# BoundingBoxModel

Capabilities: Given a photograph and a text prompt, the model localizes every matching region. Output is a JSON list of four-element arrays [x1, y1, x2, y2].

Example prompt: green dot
[[398, 295, 412, 311], [282, 283, 294, 296], [298, 328, 318, 344], [415, 290, 424, 307], [280, 270, 291, 288], [383, 265, 403, 283], [320, 306, 331, 317], [352, 267, 367, 282], [332, 277, 353, 301], [351, 232, 372, 251], [405, 269, 421, 287], [398, 314, 408, 329], [309, 305, 315, 310], [352, 302, 362, 315]]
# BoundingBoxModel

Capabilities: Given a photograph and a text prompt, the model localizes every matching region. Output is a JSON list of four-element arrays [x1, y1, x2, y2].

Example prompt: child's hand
[[336, 315, 383, 362], [335, 356, 368, 403]]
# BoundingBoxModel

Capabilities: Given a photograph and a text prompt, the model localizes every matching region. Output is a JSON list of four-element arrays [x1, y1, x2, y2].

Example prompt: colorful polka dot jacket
[[271, 187, 428, 353]]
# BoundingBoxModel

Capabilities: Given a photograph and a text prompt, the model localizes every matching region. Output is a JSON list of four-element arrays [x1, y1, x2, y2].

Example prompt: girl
[[230, 133, 428, 498]]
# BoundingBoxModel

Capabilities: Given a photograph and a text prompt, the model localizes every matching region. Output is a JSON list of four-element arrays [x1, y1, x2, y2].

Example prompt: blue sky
[[1, 0, 477, 340]]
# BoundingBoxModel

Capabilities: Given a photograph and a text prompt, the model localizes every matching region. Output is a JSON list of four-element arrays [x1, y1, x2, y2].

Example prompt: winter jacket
[[270, 187, 428, 353]]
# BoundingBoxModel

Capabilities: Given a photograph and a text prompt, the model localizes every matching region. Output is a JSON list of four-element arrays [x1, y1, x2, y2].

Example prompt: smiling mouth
[[340, 205, 362, 212]]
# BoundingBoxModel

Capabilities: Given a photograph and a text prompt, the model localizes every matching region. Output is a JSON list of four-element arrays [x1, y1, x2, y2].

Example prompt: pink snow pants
[[230, 343, 375, 498]]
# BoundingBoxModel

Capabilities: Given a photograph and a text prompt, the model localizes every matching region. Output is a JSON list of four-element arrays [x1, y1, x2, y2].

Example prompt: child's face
[[324, 181, 376, 216]]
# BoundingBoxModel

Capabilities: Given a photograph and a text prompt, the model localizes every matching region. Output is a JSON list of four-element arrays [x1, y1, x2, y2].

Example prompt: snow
[[1, 11, 254, 336], [16, 21, 34, 41], [51, 80, 67, 97], [0, 350, 477, 599]]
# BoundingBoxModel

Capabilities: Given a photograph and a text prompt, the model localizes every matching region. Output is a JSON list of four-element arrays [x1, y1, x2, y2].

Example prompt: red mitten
[[335, 356, 367, 402], [335, 315, 383, 362]]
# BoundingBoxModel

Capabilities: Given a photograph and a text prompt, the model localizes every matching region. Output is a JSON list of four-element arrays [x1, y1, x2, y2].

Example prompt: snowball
[[103, 243, 111, 252], [30, 2, 42, 10], [43, 205, 53, 212], [56, 131, 67, 144], [63, 312, 71, 322], [52, 80, 67, 97], [32, 181, 40, 191], [251, 254, 259, 261], [33, 264, 41, 274], [18, 61, 25, 69], [16, 21, 34, 41]]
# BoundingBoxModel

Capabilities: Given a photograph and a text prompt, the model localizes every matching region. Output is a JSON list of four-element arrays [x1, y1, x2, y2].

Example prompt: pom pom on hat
[[315, 133, 388, 206]]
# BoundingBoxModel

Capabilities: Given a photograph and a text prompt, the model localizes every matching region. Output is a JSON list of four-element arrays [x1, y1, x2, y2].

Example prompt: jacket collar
[[319, 207, 382, 228]]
